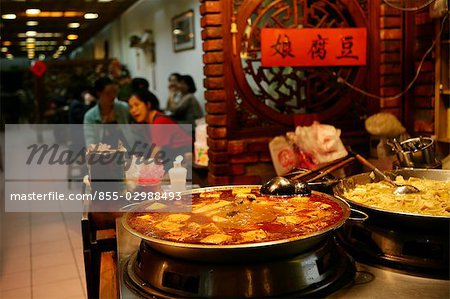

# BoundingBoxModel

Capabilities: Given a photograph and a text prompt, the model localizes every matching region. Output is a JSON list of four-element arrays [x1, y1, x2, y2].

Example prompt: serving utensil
[[260, 177, 311, 196], [351, 151, 420, 195], [260, 156, 355, 196]]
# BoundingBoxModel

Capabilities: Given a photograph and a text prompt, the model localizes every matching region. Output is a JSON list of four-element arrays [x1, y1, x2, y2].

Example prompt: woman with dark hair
[[166, 74, 203, 128], [129, 89, 192, 164]]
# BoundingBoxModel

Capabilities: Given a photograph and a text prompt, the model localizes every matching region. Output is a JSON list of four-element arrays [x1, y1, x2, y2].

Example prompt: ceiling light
[[26, 9, 41, 16], [38, 11, 63, 17], [67, 34, 78, 40], [33, 11, 84, 18], [26, 21, 39, 26], [26, 31, 37, 37], [6, 54, 13, 59], [64, 11, 79, 17], [84, 13, 99, 19], [98, 0, 113, 2], [1, 47, 8, 53], [26, 38, 36, 43], [49, 12, 64, 17], [2, 14, 17, 20], [3, 41, 12, 46], [67, 22, 80, 28]]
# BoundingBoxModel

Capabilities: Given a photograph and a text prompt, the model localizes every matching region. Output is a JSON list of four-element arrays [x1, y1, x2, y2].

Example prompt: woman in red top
[[128, 89, 192, 167]]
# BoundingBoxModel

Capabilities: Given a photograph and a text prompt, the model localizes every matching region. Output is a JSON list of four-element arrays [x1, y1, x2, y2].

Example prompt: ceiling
[[0, 0, 139, 59]]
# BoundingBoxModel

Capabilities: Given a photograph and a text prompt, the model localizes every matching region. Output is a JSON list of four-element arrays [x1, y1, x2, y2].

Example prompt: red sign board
[[261, 28, 367, 67], [30, 61, 47, 77]]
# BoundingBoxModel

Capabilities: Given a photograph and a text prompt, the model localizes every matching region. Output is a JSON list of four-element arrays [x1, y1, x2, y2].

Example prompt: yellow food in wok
[[343, 176, 450, 217]]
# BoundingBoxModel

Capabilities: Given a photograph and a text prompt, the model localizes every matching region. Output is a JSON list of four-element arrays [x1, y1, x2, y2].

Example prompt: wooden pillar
[[201, 0, 230, 185]]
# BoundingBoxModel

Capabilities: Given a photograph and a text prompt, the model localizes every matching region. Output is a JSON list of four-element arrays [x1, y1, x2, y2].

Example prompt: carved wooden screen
[[227, 0, 371, 136]]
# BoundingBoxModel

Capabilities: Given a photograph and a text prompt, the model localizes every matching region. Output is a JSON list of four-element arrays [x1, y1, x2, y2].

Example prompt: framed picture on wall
[[172, 10, 195, 52]]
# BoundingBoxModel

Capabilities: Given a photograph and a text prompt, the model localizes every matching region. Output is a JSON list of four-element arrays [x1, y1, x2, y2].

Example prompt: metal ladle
[[260, 156, 355, 196], [260, 177, 312, 196], [351, 152, 420, 195]]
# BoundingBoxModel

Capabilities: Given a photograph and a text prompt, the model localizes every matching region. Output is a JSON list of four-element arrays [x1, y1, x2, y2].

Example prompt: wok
[[333, 168, 450, 231], [122, 185, 357, 263]]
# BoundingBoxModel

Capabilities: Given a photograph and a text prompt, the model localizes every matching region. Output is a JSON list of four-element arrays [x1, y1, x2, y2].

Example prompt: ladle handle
[[306, 157, 355, 183], [350, 151, 396, 187], [287, 155, 350, 181]]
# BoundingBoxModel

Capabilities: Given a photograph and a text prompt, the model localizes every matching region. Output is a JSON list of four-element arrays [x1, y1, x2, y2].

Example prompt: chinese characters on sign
[[271, 34, 295, 58], [308, 34, 328, 60], [261, 28, 367, 67]]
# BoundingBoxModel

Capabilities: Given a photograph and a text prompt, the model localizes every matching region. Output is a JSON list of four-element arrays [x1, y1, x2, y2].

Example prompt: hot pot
[[333, 169, 450, 230], [120, 185, 364, 297], [332, 169, 449, 277], [121, 185, 364, 263]]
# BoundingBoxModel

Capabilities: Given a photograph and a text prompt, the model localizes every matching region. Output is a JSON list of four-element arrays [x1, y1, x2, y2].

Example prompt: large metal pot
[[122, 185, 354, 263], [333, 169, 450, 231]]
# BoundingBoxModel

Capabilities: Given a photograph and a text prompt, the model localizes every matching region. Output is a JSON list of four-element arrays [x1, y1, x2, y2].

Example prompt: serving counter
[[92, 218, 449, 299]]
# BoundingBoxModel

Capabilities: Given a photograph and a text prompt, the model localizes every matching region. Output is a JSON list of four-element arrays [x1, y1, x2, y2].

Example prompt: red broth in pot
[[127, 187, 343, 245]]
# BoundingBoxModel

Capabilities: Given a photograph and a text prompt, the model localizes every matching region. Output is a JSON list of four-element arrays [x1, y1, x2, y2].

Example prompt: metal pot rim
[[122, 185, 351, 249]]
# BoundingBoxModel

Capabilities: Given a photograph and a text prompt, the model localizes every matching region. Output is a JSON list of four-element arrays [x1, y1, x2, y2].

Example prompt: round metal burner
[[123, 239, 355, 298], [337, 222, 449, 279]]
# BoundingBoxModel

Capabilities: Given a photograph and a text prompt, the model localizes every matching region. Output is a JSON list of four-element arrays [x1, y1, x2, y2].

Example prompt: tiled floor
[[1, 127, 87, 299], [0, 211, 87, 299]]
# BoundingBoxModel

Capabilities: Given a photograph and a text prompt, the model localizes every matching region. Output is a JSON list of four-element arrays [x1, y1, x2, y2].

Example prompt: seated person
[[131, 77, 150, 92], [166, 73, 182, 113], [128, 89, 192, 171], [83, 76, 137, 150], [166, 75, 203, 129]]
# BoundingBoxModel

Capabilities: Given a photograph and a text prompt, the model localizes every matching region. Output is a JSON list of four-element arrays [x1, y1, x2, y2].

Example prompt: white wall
[[74, 0, 204, 111]]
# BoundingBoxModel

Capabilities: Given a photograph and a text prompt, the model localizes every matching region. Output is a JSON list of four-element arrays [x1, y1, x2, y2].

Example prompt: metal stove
[[336, 221, 449, 279], [115, 220, 449, 298]]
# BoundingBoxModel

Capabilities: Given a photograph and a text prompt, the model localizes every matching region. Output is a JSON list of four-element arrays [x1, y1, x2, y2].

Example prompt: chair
[[81, 200, 120, 298]]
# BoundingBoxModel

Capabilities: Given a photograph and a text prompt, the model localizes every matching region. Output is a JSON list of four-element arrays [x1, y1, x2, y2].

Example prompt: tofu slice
[[276, 215, 303, 225], [146, 203, 167, 210], [193, 200, 231, 214], [212, 215, 227, 223], [137, 214, 152, 221], [201, 223, 221, 234], [155, 221, 184, 231], [166, 214, 191, 222], [200, 234, 232, 244], [240, 229, 267, 242]]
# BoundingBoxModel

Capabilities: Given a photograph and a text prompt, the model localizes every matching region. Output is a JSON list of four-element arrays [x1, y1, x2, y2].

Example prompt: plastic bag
[[291, 121, 348, 167], [270, 122, 348, 174], [365, 113, 405, 137], [269, 136, 297, 175]]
